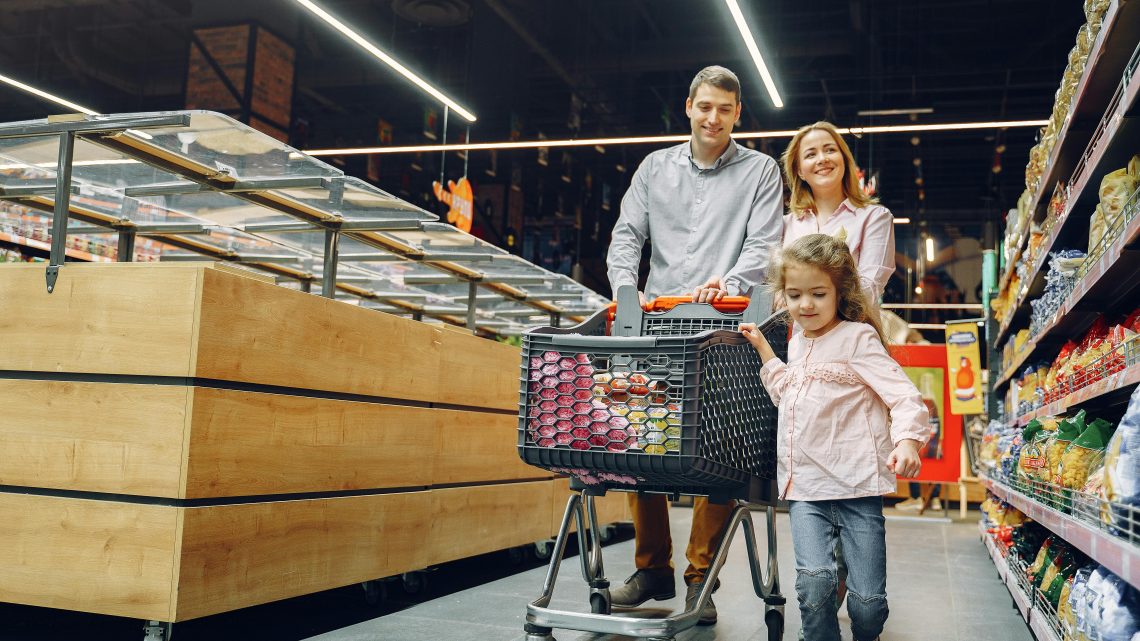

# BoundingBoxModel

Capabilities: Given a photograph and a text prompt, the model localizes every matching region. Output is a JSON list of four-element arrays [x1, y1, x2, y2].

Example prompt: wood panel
[[435, 329, 520, 410], [184, 387, 438, 497], [888, 479, 986, 503], [426, 482, 554, 566], [431, 410, 551, 486], [0, 263, 199, 376], [551, 477, 631, 534], [0, 492, 179, 621], [0, 379, 189, 496], [193, 267, 445, 403], [174, 492, 430, 621]]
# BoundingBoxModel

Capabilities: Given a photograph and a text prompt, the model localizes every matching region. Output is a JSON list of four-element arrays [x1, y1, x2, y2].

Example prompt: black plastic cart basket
[[517, 285, 787, 641]]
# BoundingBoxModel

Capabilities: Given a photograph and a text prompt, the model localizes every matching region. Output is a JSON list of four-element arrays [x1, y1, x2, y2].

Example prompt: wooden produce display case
[[0, 261, 627, 627]]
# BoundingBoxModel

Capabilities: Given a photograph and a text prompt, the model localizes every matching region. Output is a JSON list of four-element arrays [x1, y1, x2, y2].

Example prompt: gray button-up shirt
[[606, 141, 784, 299]]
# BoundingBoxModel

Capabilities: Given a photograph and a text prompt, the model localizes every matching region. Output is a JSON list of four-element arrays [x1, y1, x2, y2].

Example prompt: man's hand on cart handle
[[887, 440, 923, 478], [739, 323, 777, 364], [692, 275, 727, 303]]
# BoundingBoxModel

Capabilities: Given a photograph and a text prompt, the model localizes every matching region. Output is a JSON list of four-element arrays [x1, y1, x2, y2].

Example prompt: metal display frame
[[0, 110, 608, 336]]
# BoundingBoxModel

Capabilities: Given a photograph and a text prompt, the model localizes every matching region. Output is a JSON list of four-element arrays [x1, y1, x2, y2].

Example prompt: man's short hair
[[688, 66, 741, 103]]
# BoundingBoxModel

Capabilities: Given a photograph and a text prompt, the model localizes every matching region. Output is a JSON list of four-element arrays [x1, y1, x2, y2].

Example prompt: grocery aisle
[[305, 505, 1029, 641]]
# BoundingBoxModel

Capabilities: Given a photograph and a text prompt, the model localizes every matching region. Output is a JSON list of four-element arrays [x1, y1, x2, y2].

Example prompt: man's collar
[[681, 140, 738, 169]]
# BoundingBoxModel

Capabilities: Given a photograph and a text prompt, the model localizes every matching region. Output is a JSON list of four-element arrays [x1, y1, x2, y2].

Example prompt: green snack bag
[[1019, 419, 1051, 496], [1057, 416, 1115, 513], [1045, 415, 1084, 508]]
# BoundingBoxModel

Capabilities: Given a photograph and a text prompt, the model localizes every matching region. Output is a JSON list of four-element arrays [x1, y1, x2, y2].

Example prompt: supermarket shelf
[[1014, 351, 1140, 426], [0, 230, 112, 263], [982, 475, 1139, 590], [980, 520, 1010, 584], [1007, 566, 1032, 622], [997, 0, 1140, 292], [994, 204, 1140, 389], [994, 58, 1140, 346], [1029, 606, 1063, 641]]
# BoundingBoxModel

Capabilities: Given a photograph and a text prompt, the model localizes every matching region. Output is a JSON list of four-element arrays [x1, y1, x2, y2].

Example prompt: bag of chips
[[1019, 420, 1051, 490], [1092, 569, 1140, 641], [1058, 417, 1115, 513], [1104, 387, 1140, 538]]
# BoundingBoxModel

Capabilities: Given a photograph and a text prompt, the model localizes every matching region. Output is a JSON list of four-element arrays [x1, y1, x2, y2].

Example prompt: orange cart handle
[[605, 295, 751, 320]]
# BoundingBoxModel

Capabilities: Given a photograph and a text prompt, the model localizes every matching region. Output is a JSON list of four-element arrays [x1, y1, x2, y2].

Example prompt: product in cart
[[1104, 387, 1140, 539]]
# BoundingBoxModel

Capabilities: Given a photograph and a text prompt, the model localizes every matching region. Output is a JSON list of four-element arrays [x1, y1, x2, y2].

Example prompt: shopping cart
[[517, 285, 787, 641]]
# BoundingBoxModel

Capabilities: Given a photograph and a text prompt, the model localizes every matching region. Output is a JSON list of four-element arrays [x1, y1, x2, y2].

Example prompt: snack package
[[1060, 417, 1115, 490], [1029, 537, 1059, 585], [1020, 419, 1052, 486], [1105, 387, 1140, 538], [1065, 566, 1094, 638], [1093, 570, 1140, 641], [1100, 160, 1140, 233]]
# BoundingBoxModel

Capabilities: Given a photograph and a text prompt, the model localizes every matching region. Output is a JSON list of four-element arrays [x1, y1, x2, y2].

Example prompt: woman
[[781, 121, 895, 301], [779, 121, 898, 628]]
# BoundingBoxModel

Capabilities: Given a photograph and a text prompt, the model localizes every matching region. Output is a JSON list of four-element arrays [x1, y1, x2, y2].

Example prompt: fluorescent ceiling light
[[294, 0, 477, 122], [893, 217, 911, 224], [0, 72, 98, 115], [925, 237, 936, 262], [724, 0, 783, 108], [304, 119, 1048, 156], [857, 107, 934, 116]]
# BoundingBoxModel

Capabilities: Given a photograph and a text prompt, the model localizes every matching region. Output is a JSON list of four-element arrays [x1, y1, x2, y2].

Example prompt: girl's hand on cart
[[739, 323, 777, 363], [887, 439, 922, 478], [692, 275, 727, 303]]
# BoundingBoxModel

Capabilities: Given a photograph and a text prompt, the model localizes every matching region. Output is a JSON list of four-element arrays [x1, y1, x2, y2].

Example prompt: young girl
[[739, 233, 929, 641]]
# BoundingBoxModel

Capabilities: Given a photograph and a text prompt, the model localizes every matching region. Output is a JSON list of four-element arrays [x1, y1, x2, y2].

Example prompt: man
[[605, 65, 784, 625]]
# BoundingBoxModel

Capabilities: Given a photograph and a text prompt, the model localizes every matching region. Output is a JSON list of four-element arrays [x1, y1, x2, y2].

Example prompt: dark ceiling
[[0, 0, 1087, 297]]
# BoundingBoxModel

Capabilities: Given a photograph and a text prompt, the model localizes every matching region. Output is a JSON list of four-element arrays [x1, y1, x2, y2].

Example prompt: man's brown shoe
[[610, 569, 676, 608], [684, 582, 717, 625]]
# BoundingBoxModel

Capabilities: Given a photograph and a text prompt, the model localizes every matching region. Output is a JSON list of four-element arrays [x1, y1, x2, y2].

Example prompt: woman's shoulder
[[851, 201, 893, 221]]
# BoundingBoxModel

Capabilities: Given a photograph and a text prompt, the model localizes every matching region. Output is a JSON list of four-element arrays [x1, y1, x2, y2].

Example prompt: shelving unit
[[996, 0, 1140, 296], [990, 8, 1140, 426], [994, 37, 1140, 346], [981, 9, 1140, 641], [982, 474, 1139, 589]]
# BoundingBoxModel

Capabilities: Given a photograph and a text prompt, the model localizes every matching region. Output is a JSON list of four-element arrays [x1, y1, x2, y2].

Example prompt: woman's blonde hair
[[772, 233, 886, 347], [781, 121, 877, 219]]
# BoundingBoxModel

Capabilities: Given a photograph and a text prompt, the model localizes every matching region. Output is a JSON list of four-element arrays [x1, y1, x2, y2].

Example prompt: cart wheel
[[589, 592, 611, 615], [361, 580, 386, 606], [765, 609, 784, 641], [599, 525, 615, 544], [533, 539, 554, 560], [401, 571, 428, 595], [142, 620, 172, 641]]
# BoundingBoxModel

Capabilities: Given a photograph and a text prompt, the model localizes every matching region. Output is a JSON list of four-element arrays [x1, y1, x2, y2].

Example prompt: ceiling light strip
[[0, 72, 99, 115], [305, 119, 1048, 156], [724, 0, 783, 108], [294, 0, 477, 122]]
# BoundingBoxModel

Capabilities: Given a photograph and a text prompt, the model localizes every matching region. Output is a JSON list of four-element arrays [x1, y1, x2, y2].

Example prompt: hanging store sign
[[433, 177, 474, 232], [945, 320, 984, 415]]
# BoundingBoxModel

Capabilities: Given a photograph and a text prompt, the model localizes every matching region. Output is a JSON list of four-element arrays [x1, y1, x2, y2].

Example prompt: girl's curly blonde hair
[[771, 233, 886, 347]]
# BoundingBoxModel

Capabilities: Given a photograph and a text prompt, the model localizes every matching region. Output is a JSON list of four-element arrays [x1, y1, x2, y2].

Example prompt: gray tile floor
[[306, 506, 1030, 641]]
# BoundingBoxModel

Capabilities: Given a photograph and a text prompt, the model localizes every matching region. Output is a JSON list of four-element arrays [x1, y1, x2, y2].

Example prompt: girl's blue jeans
[[788, 496, 888, 641]]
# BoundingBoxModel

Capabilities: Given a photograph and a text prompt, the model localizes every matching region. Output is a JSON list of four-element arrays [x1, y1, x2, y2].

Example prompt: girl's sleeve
[[847, 325, 931, 446], [759, 358, 788, 405]]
